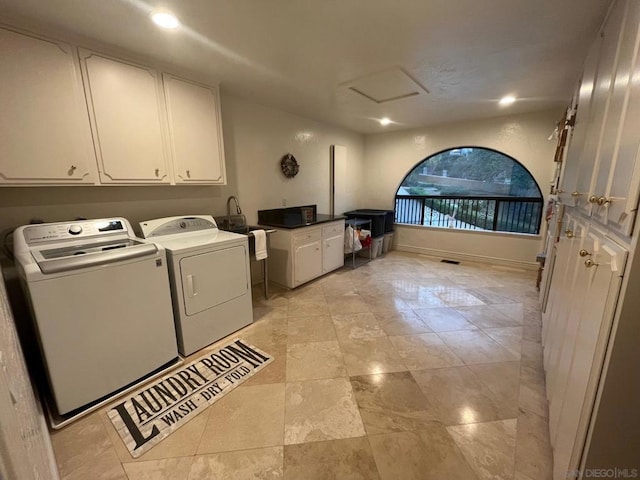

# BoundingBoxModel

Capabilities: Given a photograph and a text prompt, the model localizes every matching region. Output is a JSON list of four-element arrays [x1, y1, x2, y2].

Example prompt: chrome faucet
[[226, 195, 243, 229]]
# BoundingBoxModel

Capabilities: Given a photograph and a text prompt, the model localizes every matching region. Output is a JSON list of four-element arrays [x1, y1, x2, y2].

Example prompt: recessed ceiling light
[[499, 95, 516, 106], [151, 11, 180, 30], [380, 117, 391, 126]]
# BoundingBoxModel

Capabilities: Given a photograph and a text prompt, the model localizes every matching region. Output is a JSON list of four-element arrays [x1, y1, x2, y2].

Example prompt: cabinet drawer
[[293, 228, 321, 245], [322, 222, 344, 237]]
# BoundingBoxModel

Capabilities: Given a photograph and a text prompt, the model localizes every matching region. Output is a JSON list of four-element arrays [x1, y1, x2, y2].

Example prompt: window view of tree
[[395, 147, 543, 234]]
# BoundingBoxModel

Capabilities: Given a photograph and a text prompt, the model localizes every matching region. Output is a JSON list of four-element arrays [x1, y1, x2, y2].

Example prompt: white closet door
[[542, 215, 585, 378], [552, 232, 627, 480], [548, 225, 594, 443]]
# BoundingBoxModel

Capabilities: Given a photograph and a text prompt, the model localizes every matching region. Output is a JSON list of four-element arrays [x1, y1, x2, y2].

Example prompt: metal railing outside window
[[395, 195, 543, 234]]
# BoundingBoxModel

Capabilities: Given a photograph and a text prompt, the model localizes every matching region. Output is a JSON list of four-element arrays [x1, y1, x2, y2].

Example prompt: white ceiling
[[0, 0, 612, 133]]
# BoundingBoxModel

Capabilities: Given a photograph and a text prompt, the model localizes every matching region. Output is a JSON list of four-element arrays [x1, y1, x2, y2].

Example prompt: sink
[[214, 218, 276, 254], [228, 225, 270, 235], [214, 216, 275, 300]]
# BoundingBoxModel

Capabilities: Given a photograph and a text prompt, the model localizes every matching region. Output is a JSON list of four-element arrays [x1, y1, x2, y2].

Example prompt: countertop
[[258, 214, 346, 230]]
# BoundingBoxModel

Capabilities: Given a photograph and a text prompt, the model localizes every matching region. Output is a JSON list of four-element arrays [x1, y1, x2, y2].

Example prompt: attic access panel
[[341, 67, 429, 104]]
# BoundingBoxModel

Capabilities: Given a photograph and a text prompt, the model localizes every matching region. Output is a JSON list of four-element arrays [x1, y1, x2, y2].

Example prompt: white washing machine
[[13, 218, 179, 419], [139, 215, 253, 356]]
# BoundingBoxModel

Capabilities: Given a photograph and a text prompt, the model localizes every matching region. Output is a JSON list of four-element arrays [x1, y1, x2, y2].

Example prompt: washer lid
[[32, 239, 158, 274]]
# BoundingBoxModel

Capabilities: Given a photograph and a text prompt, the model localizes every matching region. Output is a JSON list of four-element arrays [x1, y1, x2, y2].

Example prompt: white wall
[[222, 95, 364, 225], [0, 95, 364, 235], [361, 110, 559, 268]]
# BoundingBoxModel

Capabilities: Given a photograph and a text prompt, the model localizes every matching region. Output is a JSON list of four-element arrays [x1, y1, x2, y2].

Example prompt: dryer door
[[179, 245, 249, 316]]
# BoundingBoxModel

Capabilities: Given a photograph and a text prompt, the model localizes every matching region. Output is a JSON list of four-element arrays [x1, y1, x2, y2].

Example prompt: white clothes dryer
[[139, 215, 253, 356]]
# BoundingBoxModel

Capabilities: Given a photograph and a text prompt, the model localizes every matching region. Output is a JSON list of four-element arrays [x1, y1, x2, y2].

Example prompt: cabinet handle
[[186, 169, 191, 178], [571, 191, 582, 197], [579, 249, 591, 257], [588, 195, 599, 204], [584, 259, 598, 268], [597, 196, 611, 206], [565, 229, 574, 238], [155, 168, 160, 177]]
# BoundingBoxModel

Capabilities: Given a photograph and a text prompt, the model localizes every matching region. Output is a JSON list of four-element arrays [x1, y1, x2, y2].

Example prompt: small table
[[344, 218, 372, 269]]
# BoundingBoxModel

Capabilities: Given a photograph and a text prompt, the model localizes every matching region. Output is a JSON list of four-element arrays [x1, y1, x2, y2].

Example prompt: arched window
[[395, 147, 543, 234]]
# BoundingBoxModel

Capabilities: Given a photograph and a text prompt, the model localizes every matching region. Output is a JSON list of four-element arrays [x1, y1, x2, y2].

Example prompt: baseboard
[[395, 244, 539, 271]]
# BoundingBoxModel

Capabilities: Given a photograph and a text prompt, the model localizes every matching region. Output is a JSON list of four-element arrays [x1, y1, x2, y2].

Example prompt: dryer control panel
[[139, 215, 217, 238]]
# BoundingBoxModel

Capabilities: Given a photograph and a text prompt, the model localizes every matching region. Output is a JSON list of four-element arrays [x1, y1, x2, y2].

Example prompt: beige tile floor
[[50, 251, 553, 480]]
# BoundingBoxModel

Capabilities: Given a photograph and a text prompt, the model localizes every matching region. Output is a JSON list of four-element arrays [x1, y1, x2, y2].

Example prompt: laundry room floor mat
[[107, 338, 273, 458]]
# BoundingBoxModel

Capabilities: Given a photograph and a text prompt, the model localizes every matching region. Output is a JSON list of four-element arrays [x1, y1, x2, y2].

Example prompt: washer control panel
[[23, 219, 127, 244]]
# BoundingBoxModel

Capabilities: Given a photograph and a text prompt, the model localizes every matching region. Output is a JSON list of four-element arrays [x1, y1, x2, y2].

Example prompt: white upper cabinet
[[575, 2, 626, 215], [162, 74, 226, 184], [597, 0, 640, 236], [561, 0, 640, 237], [79, 49, 170, 184], [0, 27, 96, 184], [560, 40, 602, 206]]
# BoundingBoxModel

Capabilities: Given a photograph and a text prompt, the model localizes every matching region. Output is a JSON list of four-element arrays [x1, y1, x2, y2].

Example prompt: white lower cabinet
[[0, 26, 97, 184], [268, 220, 345, 288], [323, 234, 345, 273], [294, 240, 322, 286]]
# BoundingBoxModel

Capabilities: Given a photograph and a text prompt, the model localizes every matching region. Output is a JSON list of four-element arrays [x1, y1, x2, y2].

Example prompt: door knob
[[571, 191, 582, 197], [584, 259, 597, 268], [565, 229, 574, 238], [597, 196, 611, 206], [588, 195, 599, 204], [579, 249, 591, 257]]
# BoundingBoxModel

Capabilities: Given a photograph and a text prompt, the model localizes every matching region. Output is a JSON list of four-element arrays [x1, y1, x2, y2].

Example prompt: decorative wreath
[[280, 153, 299, 178]]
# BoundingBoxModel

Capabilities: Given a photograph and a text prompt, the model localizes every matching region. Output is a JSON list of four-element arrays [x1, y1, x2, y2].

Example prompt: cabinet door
[[543, 215, 587, 396], [574, 4, 626, 215], [323, 233, 344, 273], [552, 232, 627, 480], [0, 27, 96, 184], [592, 0, 640, 227], [294, 240, 322, 286], [601, 1, 640, 236], [163, 74, 226, 184], [80, 50, 170, 183], [559, 44, 601, 206], [548, 223, 594, 444]]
